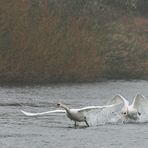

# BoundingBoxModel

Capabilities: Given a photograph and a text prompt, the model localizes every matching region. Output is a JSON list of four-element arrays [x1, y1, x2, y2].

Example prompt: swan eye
[[124, 112, 126, 115]]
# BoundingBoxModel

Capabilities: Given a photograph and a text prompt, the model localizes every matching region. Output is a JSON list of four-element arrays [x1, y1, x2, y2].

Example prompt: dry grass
[[0, 0, 147, 83]]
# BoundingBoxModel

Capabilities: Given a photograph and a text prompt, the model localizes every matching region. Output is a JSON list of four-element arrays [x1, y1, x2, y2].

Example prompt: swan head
[[57, 102, 69, 111], [57, 102, 66, 108], [57, 102, 62, 107], [121, 107, 128, 116]]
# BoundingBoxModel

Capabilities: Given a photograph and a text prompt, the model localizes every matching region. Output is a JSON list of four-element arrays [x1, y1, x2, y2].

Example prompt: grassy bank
[[0, 0, 148, 83]]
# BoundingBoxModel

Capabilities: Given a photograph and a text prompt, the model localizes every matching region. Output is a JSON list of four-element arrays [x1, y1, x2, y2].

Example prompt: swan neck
[[60, 104, 69, 111], [126, 107, 129, 114]]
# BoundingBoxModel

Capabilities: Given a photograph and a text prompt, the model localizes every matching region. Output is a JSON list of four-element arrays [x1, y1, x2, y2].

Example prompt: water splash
[[86, 110, 122, 126], [86, 109, 148, 126]]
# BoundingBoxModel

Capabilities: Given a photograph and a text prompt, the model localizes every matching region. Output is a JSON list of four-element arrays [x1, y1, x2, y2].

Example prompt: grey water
[[0, 80, 148, 148]]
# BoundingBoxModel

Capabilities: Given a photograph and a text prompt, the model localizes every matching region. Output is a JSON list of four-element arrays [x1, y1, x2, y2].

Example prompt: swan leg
[[84, 117, 89, 127], [85, 120, 89, 127], [74, 121, 77, 127]]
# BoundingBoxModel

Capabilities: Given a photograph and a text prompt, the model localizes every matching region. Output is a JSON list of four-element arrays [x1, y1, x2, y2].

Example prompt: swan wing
[[20, 109, 66, 116], [77, 104, 117, 113], [107, 94, 129, 106], [100, 94, 129, 118], [132, 94, 148, 111], [100, 103, 123, 118]]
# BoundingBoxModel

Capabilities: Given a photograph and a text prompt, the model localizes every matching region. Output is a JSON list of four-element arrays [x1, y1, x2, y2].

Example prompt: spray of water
[[86, 107, 148, 126]]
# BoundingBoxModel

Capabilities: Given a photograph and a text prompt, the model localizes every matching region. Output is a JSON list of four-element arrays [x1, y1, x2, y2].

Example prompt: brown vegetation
[[0, 0, 148, 84]]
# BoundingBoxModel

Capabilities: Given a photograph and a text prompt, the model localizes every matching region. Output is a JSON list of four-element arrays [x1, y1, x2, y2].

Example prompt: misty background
[[0, 0, 148, 84]]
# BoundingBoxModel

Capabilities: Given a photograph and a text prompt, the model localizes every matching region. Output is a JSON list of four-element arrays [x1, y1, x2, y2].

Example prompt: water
[[0, 80, 148, 148]]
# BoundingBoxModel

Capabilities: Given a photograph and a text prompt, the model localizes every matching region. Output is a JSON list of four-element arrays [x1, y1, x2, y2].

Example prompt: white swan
[[21, 103, 116, 127], [107, 94, 148, 121]]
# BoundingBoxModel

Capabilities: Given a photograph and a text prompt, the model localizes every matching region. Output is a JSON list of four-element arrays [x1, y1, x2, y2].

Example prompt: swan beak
[[57, 103, 60, 107]]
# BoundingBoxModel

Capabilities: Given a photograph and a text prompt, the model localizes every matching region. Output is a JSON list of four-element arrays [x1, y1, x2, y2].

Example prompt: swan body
[[107, 94, 147, 121], [21, 103, 116, 127], [56, 103, 100, 126]]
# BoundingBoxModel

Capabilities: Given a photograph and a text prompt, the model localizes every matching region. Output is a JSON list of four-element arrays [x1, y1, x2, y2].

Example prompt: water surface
[[0, 80, 148, 148]]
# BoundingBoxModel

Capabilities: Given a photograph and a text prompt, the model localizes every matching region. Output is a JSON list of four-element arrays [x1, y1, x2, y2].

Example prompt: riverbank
[[0, 0, 148, 84]]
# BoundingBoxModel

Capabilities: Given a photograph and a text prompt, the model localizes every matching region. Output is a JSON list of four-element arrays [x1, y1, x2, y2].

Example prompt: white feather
[[20, 109, 66, 116]]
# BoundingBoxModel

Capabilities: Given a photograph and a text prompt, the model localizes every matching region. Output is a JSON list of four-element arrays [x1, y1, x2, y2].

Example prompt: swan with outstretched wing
[[107, 94, 148, 121], [21, 103, 116, 127]]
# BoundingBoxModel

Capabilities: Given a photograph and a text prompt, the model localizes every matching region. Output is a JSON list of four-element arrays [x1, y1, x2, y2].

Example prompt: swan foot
[[138, 112, 141, 116]]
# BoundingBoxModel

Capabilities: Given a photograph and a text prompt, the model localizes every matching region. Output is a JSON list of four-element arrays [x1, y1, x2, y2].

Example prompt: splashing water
[[86, 108, 148, 126], [86, 110, 122, 126]]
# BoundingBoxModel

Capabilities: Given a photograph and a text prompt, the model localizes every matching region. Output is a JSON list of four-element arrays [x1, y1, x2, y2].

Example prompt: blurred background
[[0, 0, 148, 84]]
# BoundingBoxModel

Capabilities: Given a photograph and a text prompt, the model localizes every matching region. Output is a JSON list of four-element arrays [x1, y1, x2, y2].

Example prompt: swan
[[21, 103, 116, 127], [107, 94, 148, 121]]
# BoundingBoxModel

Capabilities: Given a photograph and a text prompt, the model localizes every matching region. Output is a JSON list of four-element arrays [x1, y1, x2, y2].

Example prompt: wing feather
[[107, 94, 129, 106], [77, 104, 117, 112], [20, 109, 66, 116], [99, 94, 129, 118], [132, 94, 148, 110]]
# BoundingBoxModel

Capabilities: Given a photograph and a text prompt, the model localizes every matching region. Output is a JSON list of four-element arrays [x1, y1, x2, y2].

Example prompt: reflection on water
[[0, 80, 148, 148]]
